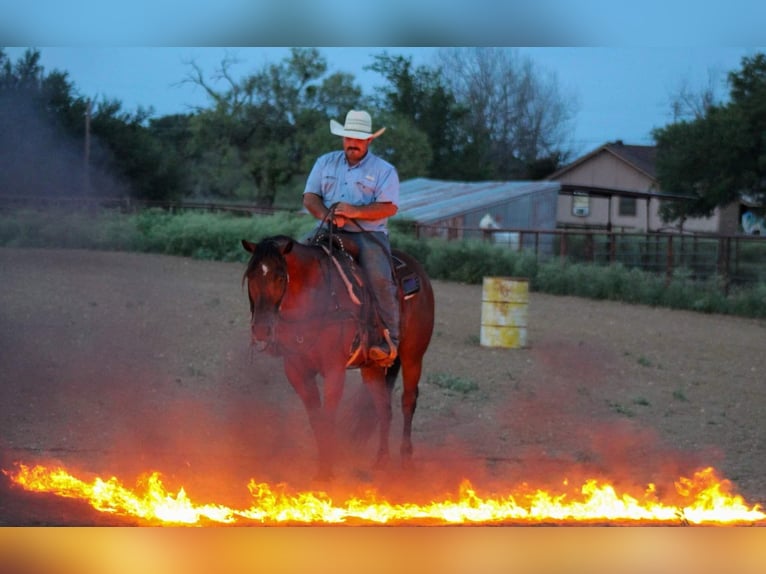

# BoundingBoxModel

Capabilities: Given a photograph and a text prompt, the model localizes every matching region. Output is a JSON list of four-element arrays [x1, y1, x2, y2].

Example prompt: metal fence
[[415, 223, 766, 293], [4, 195, 764, 292], [0, 195, 289, 216]]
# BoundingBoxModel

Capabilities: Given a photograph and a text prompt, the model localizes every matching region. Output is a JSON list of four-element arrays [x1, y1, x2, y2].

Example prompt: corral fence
[[3, 195, 765, 293], [0, 195, 289, 216], [415, 223, 766, 294]]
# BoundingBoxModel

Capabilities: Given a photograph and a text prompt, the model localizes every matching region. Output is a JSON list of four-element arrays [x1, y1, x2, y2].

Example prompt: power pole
[[84, 99, 92, 193]]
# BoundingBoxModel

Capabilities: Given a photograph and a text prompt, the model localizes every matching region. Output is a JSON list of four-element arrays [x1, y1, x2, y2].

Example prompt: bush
[[2, 208, 765, 320]]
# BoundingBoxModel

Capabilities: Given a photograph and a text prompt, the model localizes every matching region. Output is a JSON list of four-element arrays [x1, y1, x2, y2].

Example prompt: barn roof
[[396, 178, 560, 224]]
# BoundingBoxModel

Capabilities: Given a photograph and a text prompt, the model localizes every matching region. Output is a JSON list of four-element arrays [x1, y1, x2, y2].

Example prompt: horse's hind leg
[[398, 358, 422, 468], [360, 366, 392, 469]]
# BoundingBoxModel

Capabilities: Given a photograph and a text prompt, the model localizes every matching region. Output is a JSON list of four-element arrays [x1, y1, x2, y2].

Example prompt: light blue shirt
[[304, 150, 399, 233]]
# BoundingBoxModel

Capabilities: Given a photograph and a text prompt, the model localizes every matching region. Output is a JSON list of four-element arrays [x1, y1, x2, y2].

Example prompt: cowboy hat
[[329, 110, 386, 140]]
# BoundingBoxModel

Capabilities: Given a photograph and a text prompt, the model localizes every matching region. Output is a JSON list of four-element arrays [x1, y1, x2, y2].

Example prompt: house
[[546, 141, 740, 234]]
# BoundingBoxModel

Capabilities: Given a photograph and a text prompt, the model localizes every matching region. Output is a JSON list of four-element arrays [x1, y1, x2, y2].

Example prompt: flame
[[4, 463, 764, 526]]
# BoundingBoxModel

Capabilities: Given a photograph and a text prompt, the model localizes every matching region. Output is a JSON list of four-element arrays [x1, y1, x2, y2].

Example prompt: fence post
[[723, 237, 731, 296], [665, 235, 674, 286], [560, 232, 567, 263]]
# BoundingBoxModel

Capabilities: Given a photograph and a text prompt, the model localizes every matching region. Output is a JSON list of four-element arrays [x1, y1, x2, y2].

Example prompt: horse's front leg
[[284, 361, 335, 481], [313, 365, 347, 479], [360, 365, 392, 470]]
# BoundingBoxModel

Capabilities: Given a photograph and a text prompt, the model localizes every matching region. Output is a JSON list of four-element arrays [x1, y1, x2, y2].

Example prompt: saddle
[[310, 232, 421, 368]]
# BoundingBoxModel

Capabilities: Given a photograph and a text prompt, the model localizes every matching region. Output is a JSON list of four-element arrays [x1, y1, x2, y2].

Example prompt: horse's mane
[[244, 234, 291, 268]]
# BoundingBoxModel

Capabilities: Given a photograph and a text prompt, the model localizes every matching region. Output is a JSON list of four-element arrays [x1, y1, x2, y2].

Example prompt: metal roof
[[395, 178, 561, 224]]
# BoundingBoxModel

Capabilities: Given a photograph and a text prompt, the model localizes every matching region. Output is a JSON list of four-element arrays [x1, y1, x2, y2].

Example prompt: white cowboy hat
[[330, 110, 386, 140]]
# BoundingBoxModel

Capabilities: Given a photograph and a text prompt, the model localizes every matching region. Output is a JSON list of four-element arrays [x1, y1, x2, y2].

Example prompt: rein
[[308, 202, 396, 272], [250, 242, 360, 353]]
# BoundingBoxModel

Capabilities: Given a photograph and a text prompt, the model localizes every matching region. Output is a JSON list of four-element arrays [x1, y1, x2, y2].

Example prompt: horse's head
[[241, 236, 294, 351]]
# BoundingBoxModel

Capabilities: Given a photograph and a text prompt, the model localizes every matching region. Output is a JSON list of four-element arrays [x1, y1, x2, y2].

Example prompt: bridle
[[245, 240, 358, 354], [245, 244, 289, 353]]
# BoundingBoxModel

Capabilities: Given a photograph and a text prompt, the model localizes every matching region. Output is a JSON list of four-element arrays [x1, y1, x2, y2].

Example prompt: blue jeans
[[337, 230, 400, 345]]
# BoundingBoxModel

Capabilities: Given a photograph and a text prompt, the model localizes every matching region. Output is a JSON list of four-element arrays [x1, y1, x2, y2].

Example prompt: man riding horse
[[302, 110, 400, 367]]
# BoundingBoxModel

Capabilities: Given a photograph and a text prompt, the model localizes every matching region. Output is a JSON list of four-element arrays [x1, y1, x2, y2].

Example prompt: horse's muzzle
[[250, 321, 275, 353]]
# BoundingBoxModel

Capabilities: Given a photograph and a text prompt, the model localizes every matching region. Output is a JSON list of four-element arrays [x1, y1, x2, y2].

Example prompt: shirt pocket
[[354, 180, 376, 198], [321, 175, 337, 194]]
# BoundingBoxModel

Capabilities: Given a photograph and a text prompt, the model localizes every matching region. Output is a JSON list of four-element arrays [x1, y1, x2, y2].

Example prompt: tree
[[0, 48, 186, 201], [668, 67, 725, 122], [435, 48, 578, 179], [183, 48, 366, 206], [0, 48, 91, 197], [367, 52, 480, 180], [369, 111, 432, 180], [654, 53, 766, 222]]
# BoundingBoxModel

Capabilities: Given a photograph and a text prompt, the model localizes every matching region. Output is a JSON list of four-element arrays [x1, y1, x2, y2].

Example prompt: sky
[[3, 2, 765, 156], [4, 46, 763, 155]]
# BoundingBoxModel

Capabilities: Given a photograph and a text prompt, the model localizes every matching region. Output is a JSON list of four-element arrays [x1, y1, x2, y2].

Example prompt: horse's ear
[[276, 237, 294, 254], [241, 239, 256, 253]]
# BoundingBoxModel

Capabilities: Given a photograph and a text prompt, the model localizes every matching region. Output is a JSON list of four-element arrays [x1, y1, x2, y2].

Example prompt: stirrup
[[369, 329, 397, 366]]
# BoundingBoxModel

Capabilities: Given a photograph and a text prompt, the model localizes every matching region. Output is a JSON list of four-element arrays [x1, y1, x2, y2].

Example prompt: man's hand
[[333, 202, 358, 219]]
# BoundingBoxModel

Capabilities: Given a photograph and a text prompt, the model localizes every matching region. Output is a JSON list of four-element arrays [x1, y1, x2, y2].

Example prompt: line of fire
[[4, 463, 764, 526]]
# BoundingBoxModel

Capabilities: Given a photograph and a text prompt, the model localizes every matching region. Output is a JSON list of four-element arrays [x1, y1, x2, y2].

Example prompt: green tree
[[184, 48, 367, 206], [367, 52, 480, 180], [654, 53, 766, 221], [369, 111, 431, 180], [1, 48, 91, 197], [1, 48, 186, 201]]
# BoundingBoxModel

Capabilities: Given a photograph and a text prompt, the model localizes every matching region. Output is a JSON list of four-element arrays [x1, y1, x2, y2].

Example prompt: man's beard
[[344, 146, 365, 164]]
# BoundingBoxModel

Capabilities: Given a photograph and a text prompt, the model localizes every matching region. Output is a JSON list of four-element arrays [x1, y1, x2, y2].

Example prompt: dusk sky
[[5, 46, 762, 155], [4, 2, 765, 155]]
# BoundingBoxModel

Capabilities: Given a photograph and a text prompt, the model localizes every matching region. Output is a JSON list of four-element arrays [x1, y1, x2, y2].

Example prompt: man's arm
[[333, 201, 398, 221], [304, 193, 397, 227], [303, 192, 329, 220]]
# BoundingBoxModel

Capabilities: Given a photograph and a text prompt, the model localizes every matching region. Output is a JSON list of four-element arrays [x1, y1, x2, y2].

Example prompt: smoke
[[0, 91, 128, 200]]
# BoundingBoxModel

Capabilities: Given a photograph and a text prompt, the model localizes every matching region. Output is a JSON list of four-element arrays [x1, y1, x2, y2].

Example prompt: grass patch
[[637, 356, 652, 367], [465, 334, 480, 346], [427, 372, 479, 394], [607, 400, 635, 417]]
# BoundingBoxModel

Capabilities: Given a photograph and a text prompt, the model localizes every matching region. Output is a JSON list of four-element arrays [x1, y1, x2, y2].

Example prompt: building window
[[619, 197, 637, 216], [572, 193, 589, 217]]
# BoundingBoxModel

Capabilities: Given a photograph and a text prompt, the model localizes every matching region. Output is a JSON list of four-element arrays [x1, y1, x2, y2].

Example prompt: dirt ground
[[1, 247, 765, 525]]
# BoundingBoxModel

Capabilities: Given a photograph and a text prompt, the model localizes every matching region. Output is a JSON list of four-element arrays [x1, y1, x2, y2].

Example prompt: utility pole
[[84, 99, 92, 193]]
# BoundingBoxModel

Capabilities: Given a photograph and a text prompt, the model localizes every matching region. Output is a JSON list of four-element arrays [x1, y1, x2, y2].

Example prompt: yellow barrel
[[480, 277, 528, 348]]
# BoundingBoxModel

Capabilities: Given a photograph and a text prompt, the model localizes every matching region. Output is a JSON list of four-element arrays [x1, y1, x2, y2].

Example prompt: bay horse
[[241, 234, 435, 480]]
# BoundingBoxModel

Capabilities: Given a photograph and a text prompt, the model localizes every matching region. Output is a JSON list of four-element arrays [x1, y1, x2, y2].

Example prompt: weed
[[607, 400, 635, 417], [427, 372, 479, 394], [637, 356, 652, 367]]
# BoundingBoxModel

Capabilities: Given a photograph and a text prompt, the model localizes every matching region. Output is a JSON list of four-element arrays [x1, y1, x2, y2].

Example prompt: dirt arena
[[1, 247, 764, 525]]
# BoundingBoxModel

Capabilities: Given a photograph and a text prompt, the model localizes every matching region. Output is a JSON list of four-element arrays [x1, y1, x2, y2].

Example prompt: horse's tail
[[346, 358, 401, 444]]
